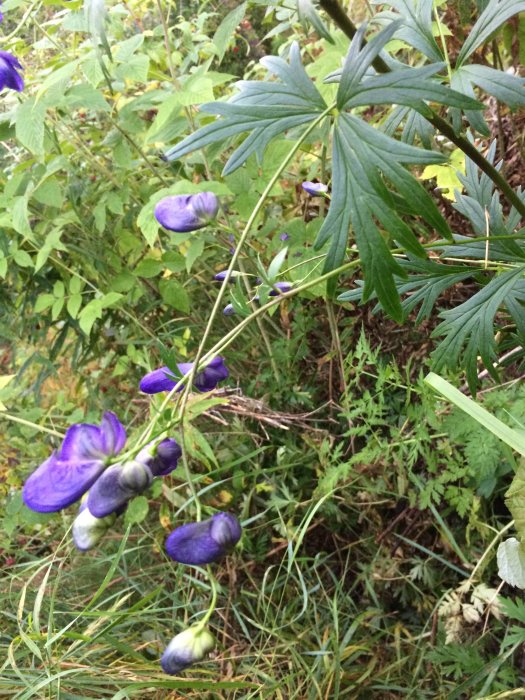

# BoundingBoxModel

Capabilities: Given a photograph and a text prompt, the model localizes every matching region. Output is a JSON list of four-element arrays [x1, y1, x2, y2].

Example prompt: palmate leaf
[[374, 0, 443, 62], [314, 113, 449, 314], [338, 257, 475, 323], [431, 266, 525, 393], [336, 24, 482, 113], [163, 43, 327, 175], [458, 65, 525, 110], [456, 0, 525, 68]]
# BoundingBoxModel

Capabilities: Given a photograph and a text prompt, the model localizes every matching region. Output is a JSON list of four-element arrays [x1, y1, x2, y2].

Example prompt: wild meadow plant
[[6, 0, 525, 694]]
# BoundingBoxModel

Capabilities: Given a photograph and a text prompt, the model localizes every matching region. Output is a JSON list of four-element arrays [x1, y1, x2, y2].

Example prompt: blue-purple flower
[[87, 438, 181, 518], [214, 270, 241, 282], [279, 232, 290, 241], [23, 412, 126, 513], [0, 52, 24, 92], [166, 512, 242, 565], [302, 181, 328, 196], [139, 357, 229, 394], [223, 303, 236, 316], [161, 626, 215, 675], [269, 282, 292, 295], [154, 192, 219, 233]]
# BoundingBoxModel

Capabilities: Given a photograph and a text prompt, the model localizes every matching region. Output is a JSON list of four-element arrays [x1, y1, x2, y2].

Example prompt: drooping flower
[[302, 181, 328, 196], [166, 512, 242, 565], [0, 52, 24, 92], [139, 357, 229, 395], [154, 192, 219, 233], [72, 501, 117, 551], [161, 626, 215, 675], [223, 303, 236, 316], [269, 282, 292, 295], [87, 438, 181, 518], [22, 412, 126, 513], [214, 270, 241, 282]]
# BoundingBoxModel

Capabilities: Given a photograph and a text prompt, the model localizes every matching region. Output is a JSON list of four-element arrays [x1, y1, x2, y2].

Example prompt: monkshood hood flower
[[139, 356, 229, 394], [23, 412, 126, 513], [0, 52, 24, 92], [302, 181, 328, 196], [161, 625, 215, 675], [166, 512, 242, 565], [87, 438, 181, 518], [269, 282, 292, 296], [154, 192, 219, 233], [72, 501, 117, 551], [214, 270, 241, 282]]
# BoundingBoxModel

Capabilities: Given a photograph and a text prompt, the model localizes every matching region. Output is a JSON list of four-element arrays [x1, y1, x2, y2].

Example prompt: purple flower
[[279, 232, 290, 241], [87, 438, 181, 518], [161, 626, 215, 675], [0, 52, 24, 92], [223, 303, 236, 316], [166, 512, 242, 565], [269, 282, 292, 295], [22, 412, 126, 513], [302, 181, 328, 196], [139, 357, 229, 394], [214, 270, 241, 282], [154, 192, 219, 233]]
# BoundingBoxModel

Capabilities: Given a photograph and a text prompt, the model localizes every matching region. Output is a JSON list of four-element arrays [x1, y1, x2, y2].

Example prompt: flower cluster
[[139, 356, 229, 394], [21, 188, 243, 676], [22, 412, 182, 550]]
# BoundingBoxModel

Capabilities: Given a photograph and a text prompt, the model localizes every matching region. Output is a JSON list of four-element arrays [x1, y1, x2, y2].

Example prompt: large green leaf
[[459, 64, 525, 109], [432, 266, 525, 392], [163, 43, 327, 175], [456, 0, 525, 67], [376, 0, 443, 62]]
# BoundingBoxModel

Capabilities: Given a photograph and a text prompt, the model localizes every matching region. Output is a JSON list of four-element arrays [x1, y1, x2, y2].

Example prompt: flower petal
[[139, 366, 178, 394], [166, 521, 224, 565], [100, 411, 127, 455], [22, 455, 105, 512], [59, 423, 105, 461]]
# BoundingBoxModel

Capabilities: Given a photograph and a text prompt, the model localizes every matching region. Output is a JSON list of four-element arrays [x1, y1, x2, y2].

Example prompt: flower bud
[[166, 512, 242, 566], [301, 181, 328, 196], [161, 626, 215, 675], [72, 504, 116, 551], [154, 192, 219, 233]]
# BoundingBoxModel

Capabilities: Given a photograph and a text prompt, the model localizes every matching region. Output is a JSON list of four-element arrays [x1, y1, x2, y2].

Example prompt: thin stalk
[[318, 0, 525, 219], [326, 300, 347, 395], [196, 567, 219, 629], [0, 413, 64, 438]]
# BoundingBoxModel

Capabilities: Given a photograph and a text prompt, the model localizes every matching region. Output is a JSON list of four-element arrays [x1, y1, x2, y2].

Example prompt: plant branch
[[318, 0, 525, 219]]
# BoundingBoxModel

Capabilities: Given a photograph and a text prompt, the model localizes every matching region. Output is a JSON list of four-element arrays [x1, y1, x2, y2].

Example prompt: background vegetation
[[3, 0, 525, 697]]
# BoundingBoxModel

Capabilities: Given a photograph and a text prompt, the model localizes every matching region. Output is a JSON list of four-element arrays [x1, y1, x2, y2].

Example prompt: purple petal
[[223, 304, 236, 316], [139, 366, 178, 394], [269, 282, 292, 296], [86, 463, 136, 518], [23, 455, 105, 512], [301, 181, 328, 196], [150, 438, 182, 476], [0, 51, 24, 92], [59, 423, 106, 461], [154, 193, 219, 233], [193, 356, 229, 392], [166, 512, 241, 565], [100, 411, 126, 455], [166, 521, 224, 565]]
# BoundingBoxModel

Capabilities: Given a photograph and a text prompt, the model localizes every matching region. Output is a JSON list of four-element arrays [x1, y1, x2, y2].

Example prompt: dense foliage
[[3, 0, 525, 697]]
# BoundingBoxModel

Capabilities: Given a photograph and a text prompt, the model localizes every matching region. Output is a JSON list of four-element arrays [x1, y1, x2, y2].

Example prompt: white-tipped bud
[[161, 626, 215, 675], [72, 506, 116, 551]]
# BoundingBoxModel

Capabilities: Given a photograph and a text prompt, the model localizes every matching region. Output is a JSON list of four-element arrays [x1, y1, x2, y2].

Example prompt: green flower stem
[[196, 566, 219, 631], [465, 519, 514, 586], [0, 413, 64, 438], [318, 0, 525, 220]]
